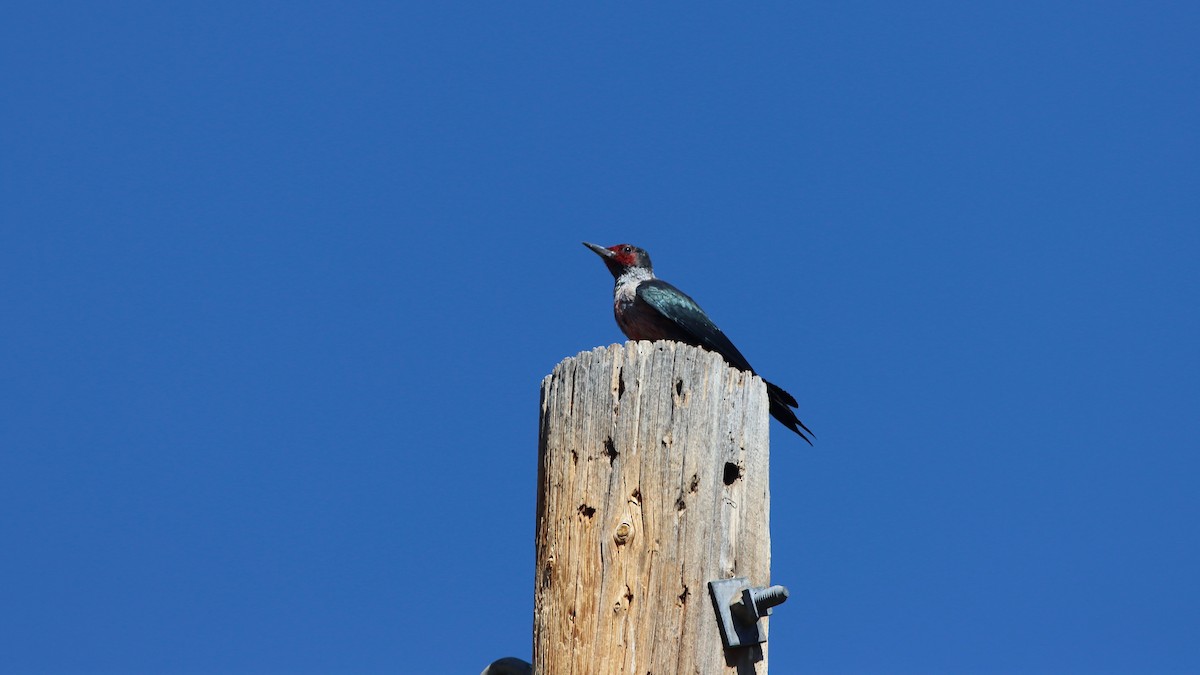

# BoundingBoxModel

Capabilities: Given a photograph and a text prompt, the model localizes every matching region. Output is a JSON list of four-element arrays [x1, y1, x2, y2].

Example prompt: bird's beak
[[583, 241, 615, 259]]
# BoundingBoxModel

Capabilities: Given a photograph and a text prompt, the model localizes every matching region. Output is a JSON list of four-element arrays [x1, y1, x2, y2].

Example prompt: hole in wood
[[578, 503, 596, 518], [604, 436, 618, 464], [675, 378, 683, 396], [617, 370, 626, 399], [723, 462, 742, 486]]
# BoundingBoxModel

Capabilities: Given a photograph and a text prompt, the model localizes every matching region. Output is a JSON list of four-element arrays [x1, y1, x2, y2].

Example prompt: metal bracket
[[708, 577, 789, 649]]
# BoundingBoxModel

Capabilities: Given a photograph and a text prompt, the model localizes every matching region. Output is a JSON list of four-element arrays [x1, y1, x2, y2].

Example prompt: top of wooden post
[[534, 341, 774, 674]]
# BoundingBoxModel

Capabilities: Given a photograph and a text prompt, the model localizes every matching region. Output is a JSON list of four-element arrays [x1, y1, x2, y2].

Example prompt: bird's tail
[[764, 380, 814, 445]]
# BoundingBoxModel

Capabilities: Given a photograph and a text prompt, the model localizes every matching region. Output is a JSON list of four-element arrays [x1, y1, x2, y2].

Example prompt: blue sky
[[2, 2, 1197, 673]]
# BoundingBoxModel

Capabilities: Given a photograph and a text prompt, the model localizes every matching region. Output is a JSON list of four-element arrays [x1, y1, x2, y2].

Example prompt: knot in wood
[[613, 519, 633, 545]]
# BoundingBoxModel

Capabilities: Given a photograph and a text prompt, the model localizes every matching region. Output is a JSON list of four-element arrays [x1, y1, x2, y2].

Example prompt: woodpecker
[[583, 242, 813, 444]]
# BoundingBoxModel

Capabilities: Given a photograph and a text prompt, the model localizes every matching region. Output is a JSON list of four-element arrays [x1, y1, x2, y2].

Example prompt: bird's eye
[[623, 246, 632, 253]]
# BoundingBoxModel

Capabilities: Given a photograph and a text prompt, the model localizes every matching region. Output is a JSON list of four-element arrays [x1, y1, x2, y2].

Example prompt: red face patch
[[608, 244, 638, 266]]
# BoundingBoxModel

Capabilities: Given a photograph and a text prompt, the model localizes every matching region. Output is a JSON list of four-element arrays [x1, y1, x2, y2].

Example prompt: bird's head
[[583, 242, 653, 278]]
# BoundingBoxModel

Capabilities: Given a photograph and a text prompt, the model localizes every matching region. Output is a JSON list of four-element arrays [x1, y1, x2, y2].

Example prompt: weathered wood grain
[[534, 341, 772, 674]]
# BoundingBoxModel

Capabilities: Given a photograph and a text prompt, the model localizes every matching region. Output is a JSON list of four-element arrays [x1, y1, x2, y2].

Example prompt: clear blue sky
[[2, 3, 1197, 673]]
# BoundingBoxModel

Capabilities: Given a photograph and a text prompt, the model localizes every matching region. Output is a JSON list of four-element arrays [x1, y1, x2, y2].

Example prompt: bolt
[[732, 584, 789, 624], [748, 585, 789, 613]]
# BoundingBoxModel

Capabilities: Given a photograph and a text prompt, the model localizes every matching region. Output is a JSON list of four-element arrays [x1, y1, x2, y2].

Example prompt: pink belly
[[616, 307, 677, 341]]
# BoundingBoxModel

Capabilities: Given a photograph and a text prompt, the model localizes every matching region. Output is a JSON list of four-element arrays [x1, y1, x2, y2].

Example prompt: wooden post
[[534, 341, 772, 674]]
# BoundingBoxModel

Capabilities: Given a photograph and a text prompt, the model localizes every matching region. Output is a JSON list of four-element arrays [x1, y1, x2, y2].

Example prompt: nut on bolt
[[731, 585, 789, 623]]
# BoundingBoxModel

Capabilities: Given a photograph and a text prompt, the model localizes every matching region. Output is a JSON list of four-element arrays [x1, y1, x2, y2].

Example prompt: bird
[[583, 241, 813, 444]]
